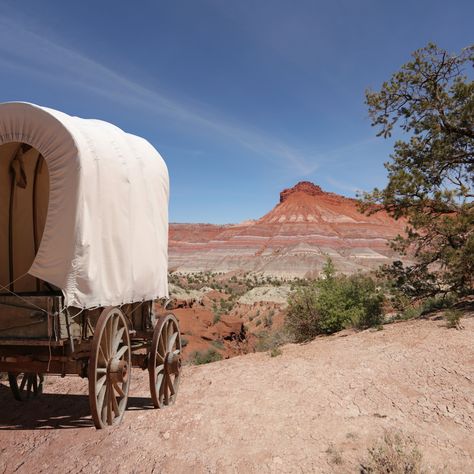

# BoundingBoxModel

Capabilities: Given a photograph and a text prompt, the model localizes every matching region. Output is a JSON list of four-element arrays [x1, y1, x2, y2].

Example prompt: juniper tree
[[362, 43, 474, 297]]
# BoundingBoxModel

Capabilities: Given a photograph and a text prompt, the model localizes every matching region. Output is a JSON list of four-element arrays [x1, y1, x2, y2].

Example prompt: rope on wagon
[[126, 300, 146, 317], [0, 273, 54, 316]]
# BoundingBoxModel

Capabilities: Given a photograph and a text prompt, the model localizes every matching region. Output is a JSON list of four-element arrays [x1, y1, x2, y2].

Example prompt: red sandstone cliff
[[169, 182, 407, 277]]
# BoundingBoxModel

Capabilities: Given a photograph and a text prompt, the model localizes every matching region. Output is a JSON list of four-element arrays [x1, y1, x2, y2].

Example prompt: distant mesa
[[168, 181, 409, 278], [279, 181, 324, 202], [259, 181, 361, 225]]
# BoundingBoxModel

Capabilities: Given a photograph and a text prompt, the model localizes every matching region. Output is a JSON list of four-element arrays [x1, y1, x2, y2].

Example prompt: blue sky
[[0, 1, 472, 223]]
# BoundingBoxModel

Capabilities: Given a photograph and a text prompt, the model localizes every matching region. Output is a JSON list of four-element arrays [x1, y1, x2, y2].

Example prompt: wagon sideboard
[[0, 295, 155, 376]]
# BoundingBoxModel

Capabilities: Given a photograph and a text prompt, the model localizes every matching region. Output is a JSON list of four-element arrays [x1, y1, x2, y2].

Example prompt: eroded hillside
[[169, 182, 409, 277]]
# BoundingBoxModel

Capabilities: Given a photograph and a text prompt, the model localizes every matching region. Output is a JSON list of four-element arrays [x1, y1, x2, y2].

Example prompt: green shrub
[[213, 313, 221, 324], [390, 293, 458, 321], [421, 294, 458, 314], [398, 306, 422, 321], [269, 347, 282, 357], [190, 349, 223, 365], [285, 261, 384, 342], [444, 309, 462, 329], [211, 340, 224, 349]]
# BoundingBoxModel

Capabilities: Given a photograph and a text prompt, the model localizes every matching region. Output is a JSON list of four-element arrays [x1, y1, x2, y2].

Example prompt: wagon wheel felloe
[[8, 372, 44, 401], [88, 307, 131, 429], [149, 313, 182, 408]]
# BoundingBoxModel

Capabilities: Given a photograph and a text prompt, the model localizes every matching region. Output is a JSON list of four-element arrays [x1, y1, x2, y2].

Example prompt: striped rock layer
[[169, 182, 407, 277]]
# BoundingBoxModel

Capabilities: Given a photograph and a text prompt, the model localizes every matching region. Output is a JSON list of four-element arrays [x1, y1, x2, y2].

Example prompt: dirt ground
[[1, 316, 473, 473]]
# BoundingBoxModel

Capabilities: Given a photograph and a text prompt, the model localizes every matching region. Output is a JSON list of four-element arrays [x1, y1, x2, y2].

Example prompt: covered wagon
[[0, 102, 182, 428]]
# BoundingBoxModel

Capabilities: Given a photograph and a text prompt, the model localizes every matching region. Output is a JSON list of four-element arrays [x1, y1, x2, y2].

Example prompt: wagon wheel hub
[[165, 351, 181, 376], [108, 358, 129, 384]]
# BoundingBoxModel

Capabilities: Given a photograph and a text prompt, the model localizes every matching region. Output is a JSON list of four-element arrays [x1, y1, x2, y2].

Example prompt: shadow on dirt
[[0, 382, 154, 430]]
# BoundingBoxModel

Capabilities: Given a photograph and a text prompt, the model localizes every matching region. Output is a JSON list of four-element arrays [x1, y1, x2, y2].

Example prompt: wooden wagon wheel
[[88, 307, 131, 429], [8, 372, 44, 401], [149, 313, 182, 408]]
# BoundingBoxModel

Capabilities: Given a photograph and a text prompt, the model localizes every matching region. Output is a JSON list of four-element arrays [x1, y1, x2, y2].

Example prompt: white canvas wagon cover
[[0, 102, 169, 309]]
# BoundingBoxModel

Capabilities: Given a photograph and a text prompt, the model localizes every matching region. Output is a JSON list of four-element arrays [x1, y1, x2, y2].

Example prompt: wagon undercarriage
[[0, 295, 182, 429]]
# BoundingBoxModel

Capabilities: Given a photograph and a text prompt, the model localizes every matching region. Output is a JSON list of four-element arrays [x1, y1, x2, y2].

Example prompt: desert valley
[[0, 4, 472, 472], [167, 181, 410, 362]]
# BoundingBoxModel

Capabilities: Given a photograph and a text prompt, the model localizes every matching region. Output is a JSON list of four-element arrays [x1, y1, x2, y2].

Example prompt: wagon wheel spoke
[[102, 387, 112, 426], [158, 330, 166, 356], [167, 321, 173, 346], [156, 372, 164, 391], [100, 384, 109, 424], [113, 326, 125, 354], [96, 374, 107, 394], [19, 374, 27, 391], [26, 377, 32, 398], [109, 315, 118, 355], [9, 372, 45, 402], [111, 390, 120, 417], [107, 388, 113, 424], [37, 374, 44, 395], [102, 331, 109, 362], [107, 316, 115, 357], [115, 345, 129, 359], [161, 374, 168, 405], [89, 307, 131, 429], [167, 375, 176, 396], [113, 381, 125, 398], [97, 384, 107, 414], [98, 344, 107, 367], [168, 331, 178, 353]]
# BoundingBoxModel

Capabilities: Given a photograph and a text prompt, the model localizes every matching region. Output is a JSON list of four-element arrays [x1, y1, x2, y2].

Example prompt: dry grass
[[360, 430, 424, 474]]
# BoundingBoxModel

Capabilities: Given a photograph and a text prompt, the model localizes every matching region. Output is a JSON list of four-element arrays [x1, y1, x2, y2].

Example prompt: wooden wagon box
[[0, 294, 81, 341]]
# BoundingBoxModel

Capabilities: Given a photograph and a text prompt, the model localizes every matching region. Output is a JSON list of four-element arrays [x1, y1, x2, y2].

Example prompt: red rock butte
[[279, 181, 325, 202], [169, 182, 408, 277]]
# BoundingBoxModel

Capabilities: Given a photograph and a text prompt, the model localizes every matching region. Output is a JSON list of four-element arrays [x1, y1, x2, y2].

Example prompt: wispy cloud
[[324, 177, 362, 195], [0, 14, 319, 176]]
